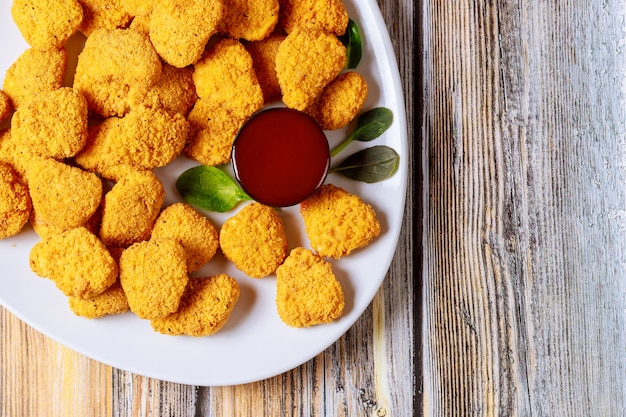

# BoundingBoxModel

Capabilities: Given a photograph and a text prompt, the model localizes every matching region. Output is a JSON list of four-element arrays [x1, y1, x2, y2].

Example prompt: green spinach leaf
[[176, 165, 250, 212], [329, 145, 400, 183]]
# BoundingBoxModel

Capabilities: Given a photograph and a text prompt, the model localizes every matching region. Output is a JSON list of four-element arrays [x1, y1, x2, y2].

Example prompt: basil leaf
[[339, 19, 362, 69], [176, 165, 250, 212], [329, 145, 400, 183], [330, 107, 394, 157]]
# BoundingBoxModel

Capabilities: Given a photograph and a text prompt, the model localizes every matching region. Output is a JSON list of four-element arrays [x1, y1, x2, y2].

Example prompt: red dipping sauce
[[232, 108, 330, 207]]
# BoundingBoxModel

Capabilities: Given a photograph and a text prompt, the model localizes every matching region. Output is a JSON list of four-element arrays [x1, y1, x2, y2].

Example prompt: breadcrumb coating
[[0, 162, 31, 239], [151, 275, 240, 336], [119, 238, 189, 319], [27, 158, 102, 232], [122, 0, 160, 17], [69, 280, 130, 318], [149, 0, 224, 68], [220, 0, 279, 41], [74, 28, 162, 117], [11, 87, 88, 159], [151, 203, 219, 273], [300, 184, 380, 259], [306, 71, 368, 130], [100, 171, 164, 247], [275, 247, 344, 327], [275, 27, 346, 111], [77, 0, 132, 36], [245, 34, 285, 103], [219, 203, 287, 278], [3, 48, 66, 109], [29, 227, 118, 298], [142, 64, 198, 117], [278, 0, 349, 36], [11, 0, 83, 50], [0, 130, 32, 178]]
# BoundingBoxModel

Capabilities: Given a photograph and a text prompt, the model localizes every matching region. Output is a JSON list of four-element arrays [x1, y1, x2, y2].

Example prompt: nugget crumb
[[275, 247, 344, 327], [69, 280, 129, 318], [0, 162, 31, 239], [151, 275, 240, 336]]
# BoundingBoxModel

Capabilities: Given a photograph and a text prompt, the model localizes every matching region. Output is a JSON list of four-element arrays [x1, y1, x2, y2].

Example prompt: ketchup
[[232, 108, 330, 207]]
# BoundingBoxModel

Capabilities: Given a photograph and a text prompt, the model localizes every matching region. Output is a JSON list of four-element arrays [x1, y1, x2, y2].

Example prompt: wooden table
[[1, 0, 416, 416]]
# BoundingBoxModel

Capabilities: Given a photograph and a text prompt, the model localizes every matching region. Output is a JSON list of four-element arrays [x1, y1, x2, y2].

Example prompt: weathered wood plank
[[422, 0, 626, 415]]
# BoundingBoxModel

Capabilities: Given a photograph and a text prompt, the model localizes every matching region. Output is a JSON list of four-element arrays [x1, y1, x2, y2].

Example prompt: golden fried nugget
[[11, 87, 88, 159], [122, 0, 160, 16], [74, 28, 162, 117], [275, 247, 344, 327], [0, 91, 13, 123], [77, 0, 132, 36], [30, 227, 118, 298], [219, 203, 287, 278], [300, 184, 380, 258], [3, 48, 66, 109], [275, 28, 346, 111], [142, 64, 198, 117], [128, 12, 151, 34], [100, 171, 164, 247], [278, 0, 348, 36], [119, 238, 188, 319], [75, 105, 189, 180], [11, 0, 83, 50], [151, 203, 219, 273], [151, 275, 240, 336], [30, 202, 101, 239], [307, 71, 368, 130], [149, 0, 224, 68], [0, 129, 32, 177], [0, 162, 31, 239], [220, 0, 279, 41], [246, 34, 285, 103], [27, 158, 102, 232], [69, 280, 130, 318]]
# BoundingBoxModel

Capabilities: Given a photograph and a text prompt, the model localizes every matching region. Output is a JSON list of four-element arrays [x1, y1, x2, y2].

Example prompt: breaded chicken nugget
[[119, 238, 188, 319], [245, 34, 285, 103], [27, 158, 102, 232], [0, 162, 31, 239], [149, 0, 224, 68], [30, 227, 118, 298], [0, 129, 36, 178], [11, 87, 88, 159], [11, 0, 83, 50], [100, 170, 164, 247], [77, 0, 132, 36], [3, 48, 66, 109], [0, 91, 13, 123], [275, 28, 346, 111], [220, 0, 279, 41], [219, 203, 287, 278], [278, 0, 348, 36], [300, 184, 380, 258], [275, 247, 344, 327], [151, 275, 240, 336], [30, 201, 101, 239], [75, 105, 189, 180], [122, 0, 159, 16], [128, 12, 151, 35], [74, 28, 161, 117], [307, 72, 368, 130], [151, 203, 219, 273], [69, 280, 130, 318], [142, 64, 198, 117]]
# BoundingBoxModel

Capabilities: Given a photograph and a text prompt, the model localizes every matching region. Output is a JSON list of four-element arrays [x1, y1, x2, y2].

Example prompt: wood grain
[[422, 0, 626, 415]]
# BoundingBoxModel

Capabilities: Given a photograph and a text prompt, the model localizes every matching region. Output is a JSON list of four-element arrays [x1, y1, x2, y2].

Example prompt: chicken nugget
[[75, 105, 189, 180], [220, 0, 279, 41], [300, 184, 380, 258], [245, 34, 285, 103], [128, 12, 151, 35], [68, 280, 130, 318], [122, 0, 159, 16], [0, 91, 13, 123], [30, 202, 101, 239], [119, 238, 188, 319], [151, 203, 219, 273], [77, 0, 132, 36], [275, 28, 346, 111], [11, 87, 88, 159], [142, 64, 197, 117], [3, 48, 66, 109], [0, 162, 31, 239], [275, 247, 344, 327], [30, 227, 118, 298], [27, 158, 102, 232], [149, 0, 224, 68], [74, 28, 161, 117], [151, 274, 240, 336], [219, 203, 287, 278], [306, 72, 368, 130], [100, 170, 164, 247], [278, 0, 348, 36], [11, 0, 83, 50], [0, 129, 32, 177]]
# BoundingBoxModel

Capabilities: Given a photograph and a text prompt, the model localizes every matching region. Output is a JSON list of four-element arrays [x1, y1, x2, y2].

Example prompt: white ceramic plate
[[0, 0, 407, 386]]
